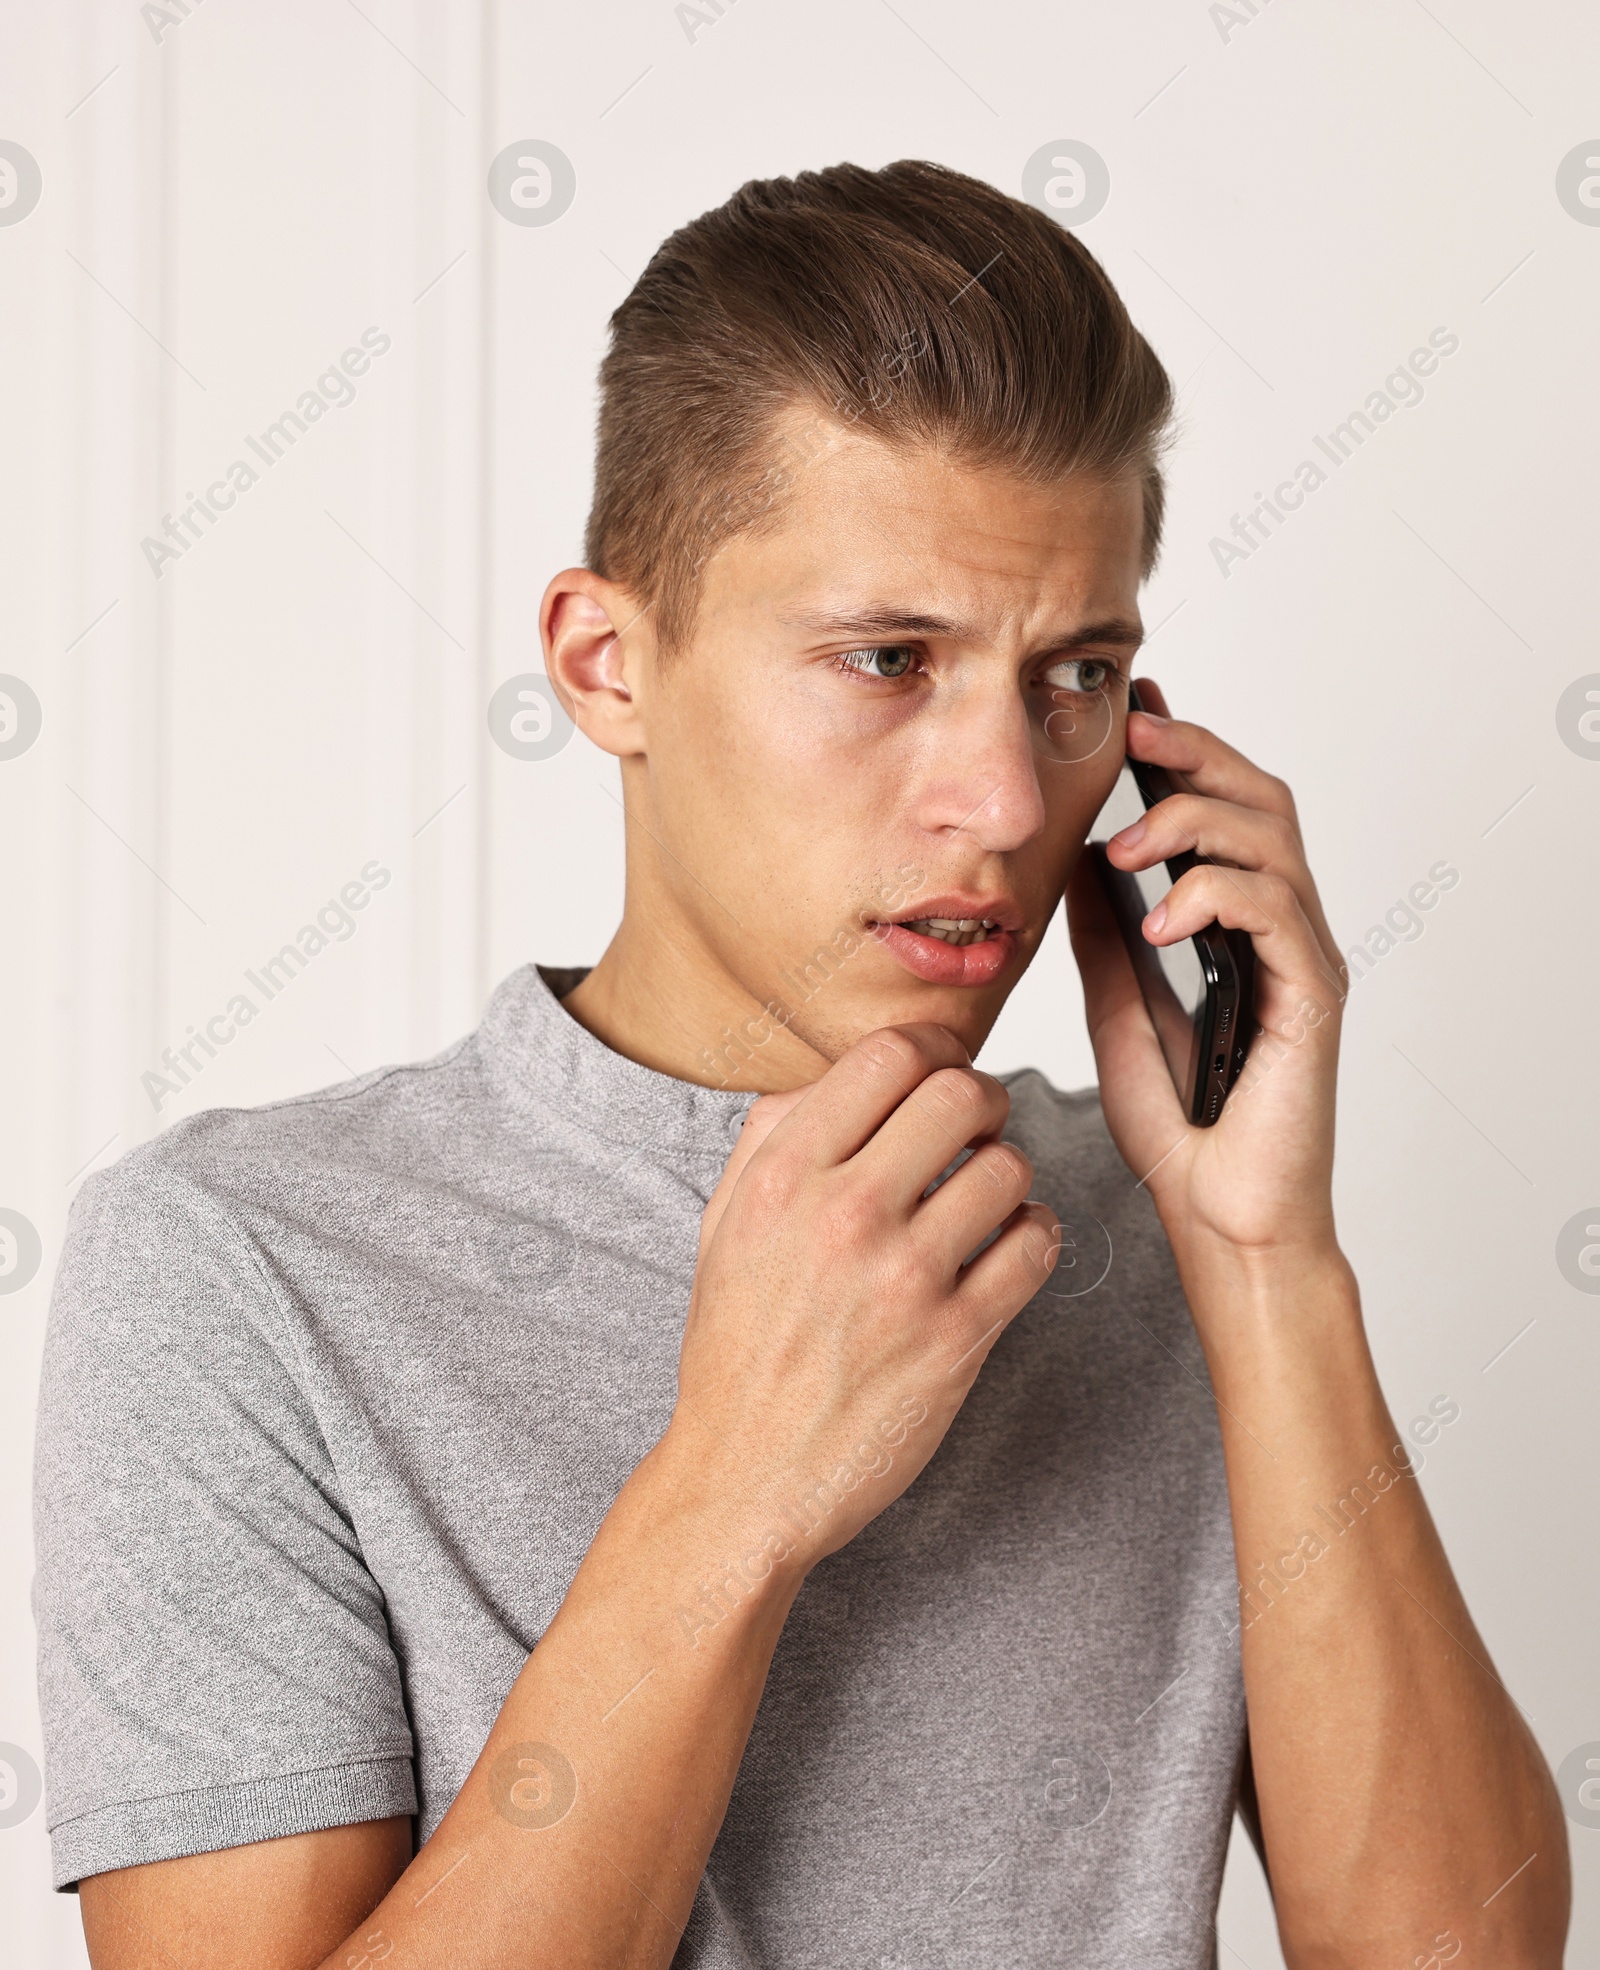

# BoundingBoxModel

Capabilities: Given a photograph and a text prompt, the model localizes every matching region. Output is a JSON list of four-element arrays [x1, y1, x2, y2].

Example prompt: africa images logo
[[486, 141, 576, 227], [0, 141, 42, 226]]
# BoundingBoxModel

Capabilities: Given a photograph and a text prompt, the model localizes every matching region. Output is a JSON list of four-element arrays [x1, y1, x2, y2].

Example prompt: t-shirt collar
[[478, 962, 758, 1162]]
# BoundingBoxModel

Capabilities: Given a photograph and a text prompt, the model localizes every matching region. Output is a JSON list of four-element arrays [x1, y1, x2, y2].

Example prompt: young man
[[35, 161, 1566, 1969]]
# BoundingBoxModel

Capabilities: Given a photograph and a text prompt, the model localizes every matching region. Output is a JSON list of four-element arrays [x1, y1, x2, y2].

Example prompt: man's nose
[[911, 684, 1047, 853]]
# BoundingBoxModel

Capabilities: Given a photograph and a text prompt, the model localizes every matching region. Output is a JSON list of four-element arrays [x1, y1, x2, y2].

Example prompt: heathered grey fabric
[[34, 962, 1245, 1965]]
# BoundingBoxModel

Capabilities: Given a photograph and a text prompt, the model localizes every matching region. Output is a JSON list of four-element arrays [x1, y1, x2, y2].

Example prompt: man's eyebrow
[[778, 603, 1146, 651], [778, 604, 972, 639]]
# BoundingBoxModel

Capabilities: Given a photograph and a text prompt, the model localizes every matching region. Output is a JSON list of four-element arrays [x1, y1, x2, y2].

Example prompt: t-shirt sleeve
[[32, 1151, 417, 1890]]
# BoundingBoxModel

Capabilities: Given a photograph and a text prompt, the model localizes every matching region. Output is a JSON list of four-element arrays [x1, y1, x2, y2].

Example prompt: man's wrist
[[1166, 1227, 1363, 1356], [619, 1424, 812, 1644], [1167, 1235, 1404, 1513]]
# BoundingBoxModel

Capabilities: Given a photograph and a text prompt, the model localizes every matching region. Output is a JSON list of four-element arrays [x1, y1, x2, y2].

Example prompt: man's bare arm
[[1073, 689, 1570, 1967], [81, 1440, 803, 1969], [1190, 1246, 1567, 1967], [81, 1821, 413, 1969], [80, 1025, 1059, 1970]]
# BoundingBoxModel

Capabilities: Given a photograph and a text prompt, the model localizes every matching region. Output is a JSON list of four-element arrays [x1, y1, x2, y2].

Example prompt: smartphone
[[1088, 685, 1256, 1126]]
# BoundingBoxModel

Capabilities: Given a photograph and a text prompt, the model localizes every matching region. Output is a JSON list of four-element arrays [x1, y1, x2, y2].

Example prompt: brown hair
[[585, 159, 1173, 652]]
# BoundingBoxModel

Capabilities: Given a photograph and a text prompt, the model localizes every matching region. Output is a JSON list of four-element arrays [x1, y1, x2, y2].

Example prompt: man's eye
[[836, 645, 916, 679], [1041, 658, 1114, 694]]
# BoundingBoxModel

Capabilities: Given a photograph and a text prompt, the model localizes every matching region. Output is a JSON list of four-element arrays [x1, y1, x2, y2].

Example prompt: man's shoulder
[[46, 1027, 513, 1404], [119, 1037, 474, 1194], [106, 960, 568, 1226], [68, 1018, 499, 1297]]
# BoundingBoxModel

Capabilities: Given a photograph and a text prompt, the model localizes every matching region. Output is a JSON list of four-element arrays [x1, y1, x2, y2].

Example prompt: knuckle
[[976, 1141, 1032, 1192], [826, 1180, 884, 1247], [1021, 1209, 1064, 1275], [885, 1239, 934, 1300], [747, 1088, 799, 1130], [1262, 871, 1298, 913], [1265, 812, 1299, 860], [980, 1071, 1012, 1125], [1019, 1225, 1054, 1272], [854, 1027, 926, 1082], [856, 1023, 962, 1086], [740, 1157, 796, 1216], [1158, 792, 1201, 840], [964, 1229, 1049, 1315], [919, 1066, 989, 1123]]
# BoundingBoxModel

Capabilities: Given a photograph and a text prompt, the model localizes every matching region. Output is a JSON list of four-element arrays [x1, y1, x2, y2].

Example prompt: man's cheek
[[1050, 750, 1123, 847]]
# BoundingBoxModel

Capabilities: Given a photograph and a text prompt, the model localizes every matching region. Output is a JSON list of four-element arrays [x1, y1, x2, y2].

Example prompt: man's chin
[[782, 943, 1027, 1066]]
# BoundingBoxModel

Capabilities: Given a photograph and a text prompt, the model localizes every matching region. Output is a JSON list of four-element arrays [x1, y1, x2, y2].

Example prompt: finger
[[1127, 701, 1298, 826], [943, 1202, 1061, 1378], [1105, 792, 1299, 877], [912, 1137, 1034, 1271], [853, 1067, 1012, 1212], [1065, 849, 1147, 1038], [1065, 852, 1188, 1130], [1127, 684, 1342, 972], [699, 1085, 808, 1254], [1133, 675, 1173, 721], [763, 1023, 971, 1169], [1110, 792, 1342, 978], [1147, 865, 1343, 1006]]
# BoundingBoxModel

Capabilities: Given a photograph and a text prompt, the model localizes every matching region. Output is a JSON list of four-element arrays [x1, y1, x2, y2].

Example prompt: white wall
[[2, 1, 1596, 1961]]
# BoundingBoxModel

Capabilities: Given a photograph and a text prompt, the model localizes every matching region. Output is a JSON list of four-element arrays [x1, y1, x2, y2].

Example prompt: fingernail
[[1113, 817, 1146, 848], [1135, 709, 1170, 726], [1144, 902, 1167, 935]]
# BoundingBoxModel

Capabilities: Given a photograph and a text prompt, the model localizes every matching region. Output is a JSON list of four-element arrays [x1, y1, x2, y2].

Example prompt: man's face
[[626, 414, 1147, 1075]]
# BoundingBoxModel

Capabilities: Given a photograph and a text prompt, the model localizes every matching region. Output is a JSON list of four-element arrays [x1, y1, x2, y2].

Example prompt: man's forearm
[[79, 1033, 1050, 1970], [1181, 1242, 1569, 1969], [325, 1428, 802, 1970]]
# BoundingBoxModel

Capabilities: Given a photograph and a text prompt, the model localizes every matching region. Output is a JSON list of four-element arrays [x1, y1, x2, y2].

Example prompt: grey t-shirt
[[34, 962, 1245, 1967]]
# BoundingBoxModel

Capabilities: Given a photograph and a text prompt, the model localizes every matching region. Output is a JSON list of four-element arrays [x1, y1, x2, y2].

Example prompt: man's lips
[[866, 896, 1024, 987], [871, 921, 1017, 985]]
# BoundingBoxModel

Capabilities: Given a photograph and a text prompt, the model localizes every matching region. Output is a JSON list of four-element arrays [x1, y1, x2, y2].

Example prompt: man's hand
[[1068, 679, 1346, 1276], [667, 1021, 1061, 1572], [1067, 680, 1569, 1968], [79, 1025, 1058, 1970]]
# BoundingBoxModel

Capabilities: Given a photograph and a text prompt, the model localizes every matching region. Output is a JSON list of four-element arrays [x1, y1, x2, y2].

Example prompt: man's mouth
[[895, 915, 1004, 948], [867, 899, 1022, 987]]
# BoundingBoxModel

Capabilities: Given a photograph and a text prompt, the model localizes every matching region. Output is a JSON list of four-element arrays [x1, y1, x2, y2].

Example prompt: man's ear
[[540, 568, 655, 760]]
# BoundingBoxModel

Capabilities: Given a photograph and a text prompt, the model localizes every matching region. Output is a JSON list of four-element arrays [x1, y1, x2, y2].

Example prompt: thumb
[[698, 1085, 810, 1256]]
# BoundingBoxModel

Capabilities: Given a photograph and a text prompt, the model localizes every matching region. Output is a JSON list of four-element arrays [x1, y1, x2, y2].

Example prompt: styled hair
[[585, 159, 1173, 652]]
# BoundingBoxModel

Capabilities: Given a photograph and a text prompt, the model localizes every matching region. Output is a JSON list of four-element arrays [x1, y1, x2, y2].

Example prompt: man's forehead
[[763, 496, 1143, 648], [692, 417, 1146, 649], [757, 418, 1140, 583], [783, 419, 1136, 528]]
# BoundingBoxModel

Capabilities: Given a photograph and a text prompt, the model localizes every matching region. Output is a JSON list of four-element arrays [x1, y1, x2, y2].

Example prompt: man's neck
[[560, 905, 832, 1095]]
